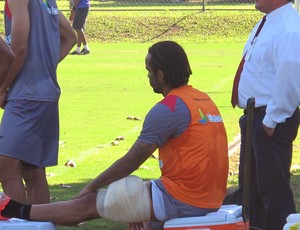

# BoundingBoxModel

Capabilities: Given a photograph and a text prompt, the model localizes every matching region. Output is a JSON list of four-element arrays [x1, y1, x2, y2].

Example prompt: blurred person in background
[[69, 0, 90, 55]]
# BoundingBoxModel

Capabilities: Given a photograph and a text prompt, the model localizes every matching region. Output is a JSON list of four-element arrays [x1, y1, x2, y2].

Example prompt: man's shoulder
[[159, 95, 178, 112]]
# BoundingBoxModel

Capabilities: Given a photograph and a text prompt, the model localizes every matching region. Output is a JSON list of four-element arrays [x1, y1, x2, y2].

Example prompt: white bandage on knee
[[96, 175, 151, 223]]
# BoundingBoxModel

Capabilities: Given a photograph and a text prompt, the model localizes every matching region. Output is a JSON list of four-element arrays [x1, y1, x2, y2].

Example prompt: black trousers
[[225, 107, 300, 230]]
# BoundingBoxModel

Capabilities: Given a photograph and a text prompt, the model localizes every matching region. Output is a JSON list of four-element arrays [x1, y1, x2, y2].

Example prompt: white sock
[[76, 47, 80, 53], [84, 45, 89, 50]]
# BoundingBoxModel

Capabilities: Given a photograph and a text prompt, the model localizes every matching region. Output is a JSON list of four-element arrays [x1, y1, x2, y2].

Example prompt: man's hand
[[0, 89, 7, 109], [263, 124, 275, 136], [128, 223, 144, 230], [72, 184, 95, 200], [69, 11, 74, 21]]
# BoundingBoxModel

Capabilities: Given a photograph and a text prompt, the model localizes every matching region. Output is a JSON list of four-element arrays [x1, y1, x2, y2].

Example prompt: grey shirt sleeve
[[137, 96, 191, 147]]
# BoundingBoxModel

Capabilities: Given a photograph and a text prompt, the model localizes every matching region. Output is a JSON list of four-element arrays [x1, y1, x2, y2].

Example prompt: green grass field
[[50, 42, 244, 189]]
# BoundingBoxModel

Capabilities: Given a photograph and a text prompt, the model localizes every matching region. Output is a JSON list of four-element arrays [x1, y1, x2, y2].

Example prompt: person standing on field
[[69, 0, 90, 55], [224, 0, 300, 229], [0, 0, 76, 204]]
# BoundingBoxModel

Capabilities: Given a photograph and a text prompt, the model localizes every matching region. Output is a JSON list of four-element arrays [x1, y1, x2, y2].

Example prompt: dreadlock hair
[[148, 41, 192, 89]]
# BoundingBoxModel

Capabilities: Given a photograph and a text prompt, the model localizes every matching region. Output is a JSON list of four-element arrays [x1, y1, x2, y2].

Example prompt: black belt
[[244, 106, 266, 115]]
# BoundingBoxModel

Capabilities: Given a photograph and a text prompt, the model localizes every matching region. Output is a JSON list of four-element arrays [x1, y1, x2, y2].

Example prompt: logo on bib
[[198, 109, 208, 124]]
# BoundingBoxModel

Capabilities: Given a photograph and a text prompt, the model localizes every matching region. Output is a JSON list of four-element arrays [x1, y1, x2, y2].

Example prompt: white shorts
[[150, 179, 218, 229]]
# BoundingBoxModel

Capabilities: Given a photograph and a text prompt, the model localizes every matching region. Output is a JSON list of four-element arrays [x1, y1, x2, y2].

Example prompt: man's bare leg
[[0, 179, 156, 226], [22, 165, 50, 204], [29, 192, 100, 225], [76, 29, 87, 46], [0, 156, 26, 203]]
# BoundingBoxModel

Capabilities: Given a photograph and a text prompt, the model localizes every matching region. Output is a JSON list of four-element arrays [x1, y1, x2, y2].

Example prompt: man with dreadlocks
[[0, 41, 228, 230]]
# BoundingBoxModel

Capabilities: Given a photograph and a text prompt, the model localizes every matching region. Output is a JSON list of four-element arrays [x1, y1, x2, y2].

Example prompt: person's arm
[[69, 0, 80, 21], [75, 97, 188, 199], [74, 140, 158, 199], [59, 11, 76, 62], [263, 31, 300, 134], [0, 38, 14, 82], [0, 38, 14, 103], [0, 0, 30, 108]]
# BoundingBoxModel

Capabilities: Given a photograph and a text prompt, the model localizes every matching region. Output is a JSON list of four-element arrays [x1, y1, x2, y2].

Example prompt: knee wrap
[[96, 175, 151, 223]]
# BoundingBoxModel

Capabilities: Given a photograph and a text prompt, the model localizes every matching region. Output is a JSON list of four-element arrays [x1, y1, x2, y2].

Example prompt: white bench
[[284, 214, 300, 230], [0, 219, 56, 230], [164, 204, 248, 230]]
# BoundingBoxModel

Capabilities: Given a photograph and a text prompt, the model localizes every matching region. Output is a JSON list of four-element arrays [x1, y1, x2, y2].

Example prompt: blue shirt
[[76, 0, 90, 9]]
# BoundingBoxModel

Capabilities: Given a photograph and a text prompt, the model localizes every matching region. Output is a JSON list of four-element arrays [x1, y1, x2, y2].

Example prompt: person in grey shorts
[[0, 0, 76, 204], [69, 0, 91, 55]]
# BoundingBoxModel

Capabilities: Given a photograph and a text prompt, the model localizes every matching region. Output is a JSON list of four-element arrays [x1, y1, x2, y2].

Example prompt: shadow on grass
[[56, 219, 127, 230], [48, 176, 157, 201], [49, 180, 91, 201]]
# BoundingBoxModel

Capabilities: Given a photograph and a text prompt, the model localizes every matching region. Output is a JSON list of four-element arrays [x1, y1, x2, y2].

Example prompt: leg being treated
[[0, 192, 100, 226], [0, 176, 154, 226]]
